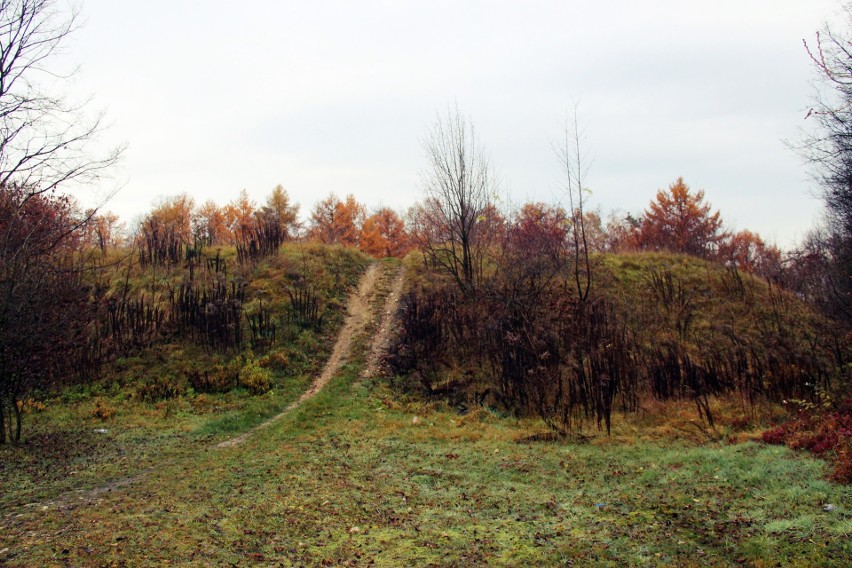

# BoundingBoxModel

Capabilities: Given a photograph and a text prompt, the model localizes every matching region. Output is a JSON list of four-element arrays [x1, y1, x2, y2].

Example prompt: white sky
[[62, 0, 843, 248]]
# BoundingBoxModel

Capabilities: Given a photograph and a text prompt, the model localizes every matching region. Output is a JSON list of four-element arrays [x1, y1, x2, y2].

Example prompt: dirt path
[[361, 265, 405, 379], [217, 262, 384, 448], [24, 261, 403, 512]]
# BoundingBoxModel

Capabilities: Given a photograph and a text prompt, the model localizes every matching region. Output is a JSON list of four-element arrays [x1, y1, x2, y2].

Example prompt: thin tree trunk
[[12, 397, 22, 443], [0, 396, 6, 444]]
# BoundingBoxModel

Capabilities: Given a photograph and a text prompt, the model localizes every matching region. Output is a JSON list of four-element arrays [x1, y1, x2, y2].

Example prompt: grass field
[[1, 307, 850, 566]]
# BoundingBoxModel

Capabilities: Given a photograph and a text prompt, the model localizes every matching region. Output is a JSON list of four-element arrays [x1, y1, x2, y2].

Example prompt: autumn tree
[[638, 177, 726, 258], [0, 187, 93, 443], [472, 203, 507, 251], [259, 184, 300, 241], [418, 107, 495, 293], [193, 200, 229, 246], [225, 189, 285, 263], [146, 194, 195, 242], [224, 190, 258, 241], [0, 0, 121, 442], [719, 229, 782, 280], [81, 209, 124, 254], [359, 207, 410, 258], [309, 193, 366, 247], [578, 210, 608, 254], [604, 211, 643, 252], [500, 202, 569, 292], [137, 193, 196, 266]]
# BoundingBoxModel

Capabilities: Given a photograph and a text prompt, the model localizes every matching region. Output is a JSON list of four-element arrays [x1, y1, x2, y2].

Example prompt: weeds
[[762, 396, 852, 483], [391, 252, 849, 435]]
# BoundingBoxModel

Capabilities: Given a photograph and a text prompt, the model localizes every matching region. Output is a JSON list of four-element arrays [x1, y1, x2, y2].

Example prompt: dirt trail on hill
[[217, 262, 386, 448], [22, 262, 403, 512], [362, 265, 405, 380]]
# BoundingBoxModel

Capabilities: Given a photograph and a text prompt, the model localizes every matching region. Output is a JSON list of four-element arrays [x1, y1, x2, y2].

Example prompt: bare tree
[[0, 0, 122, 443], [417, 107, 495, 293], [0, 0, 122, 196], [792, 4, 852, 322], [555, 109, 592, 303]]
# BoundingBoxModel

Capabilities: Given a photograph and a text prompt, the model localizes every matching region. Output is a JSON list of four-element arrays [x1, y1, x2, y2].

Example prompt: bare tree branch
[[0, 0, 123, 198], [417, 106, 495, 293]]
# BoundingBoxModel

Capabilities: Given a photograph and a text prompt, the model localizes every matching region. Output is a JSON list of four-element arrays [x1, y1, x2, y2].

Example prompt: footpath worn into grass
[[217, 263, 384, 449], [1, 264, 851, 566]]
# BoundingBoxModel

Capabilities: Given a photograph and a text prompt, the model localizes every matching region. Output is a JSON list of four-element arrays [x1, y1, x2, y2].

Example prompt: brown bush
[[91, 398, 116, 421]]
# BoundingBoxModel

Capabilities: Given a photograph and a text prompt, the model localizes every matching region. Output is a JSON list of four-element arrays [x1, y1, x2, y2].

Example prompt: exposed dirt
[[14, 261, 403, 512], [361, 265, 405, 380], [217, 262, 385, 448]]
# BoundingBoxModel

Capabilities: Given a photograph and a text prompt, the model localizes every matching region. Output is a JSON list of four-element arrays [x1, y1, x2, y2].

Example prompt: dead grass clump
[[92, 398, 116, 421], [186, 365, 238, 394]]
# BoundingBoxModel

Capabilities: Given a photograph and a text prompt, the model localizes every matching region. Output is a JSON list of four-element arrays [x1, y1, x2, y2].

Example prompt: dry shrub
[[762, 397, 852, 483], [189, 394, 211, 412], [16, 398, 47, 414], [239, 358, 272, 394], [137, 375, 185, 401], [155, 398, 187, 418], [187, 365, 238, 394], [92, 398, 116, 421], [258, 350, 289, 371]]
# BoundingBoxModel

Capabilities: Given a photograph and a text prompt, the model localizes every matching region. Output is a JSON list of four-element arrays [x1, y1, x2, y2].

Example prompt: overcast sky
[[63, 0, 843, 248]]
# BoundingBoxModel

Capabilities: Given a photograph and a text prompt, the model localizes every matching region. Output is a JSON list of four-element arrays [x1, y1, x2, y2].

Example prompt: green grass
[[2, 356, 849, 566], [0, 253, 849, 566], [0, 244, 372, 509]]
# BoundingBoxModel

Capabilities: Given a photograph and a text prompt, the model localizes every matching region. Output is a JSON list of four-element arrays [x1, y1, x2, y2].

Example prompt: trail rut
[[18, 261, 404, 512], [217, 262, 385, 448]]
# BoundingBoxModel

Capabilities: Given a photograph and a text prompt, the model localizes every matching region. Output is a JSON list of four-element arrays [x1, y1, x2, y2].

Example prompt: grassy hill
[[0, 247, 850, 566], [0, 243, 371, 507], [393, 251, 848, 436]]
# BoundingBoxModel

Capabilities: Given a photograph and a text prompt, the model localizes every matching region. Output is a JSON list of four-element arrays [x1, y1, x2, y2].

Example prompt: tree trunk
[[12, 397, 22, 443], [0, 397, 6, 445]]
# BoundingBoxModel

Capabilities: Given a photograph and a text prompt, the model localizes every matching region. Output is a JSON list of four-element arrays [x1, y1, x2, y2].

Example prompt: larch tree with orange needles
[[224, 190, 259, 243], [719, 229, 782, 280], [193, 200, 229, 246], [359, 207, 410, 258], [82, 209, 124, 253], [140, 193, 196, 245], [638, 177, 726, 258], [309, 193, 366, 247], [260, 185, 300, 241]]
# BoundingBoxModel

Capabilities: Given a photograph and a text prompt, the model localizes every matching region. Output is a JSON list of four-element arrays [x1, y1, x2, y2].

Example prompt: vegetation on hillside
[[391, 251, 848, 432], [0, 1, 850, 564], [3, 354, 850, 566]]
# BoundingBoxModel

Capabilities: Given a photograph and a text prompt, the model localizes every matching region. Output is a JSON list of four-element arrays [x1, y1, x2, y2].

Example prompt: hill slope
[[391, 251, 849, 434], [1, 257, 850, 565], [0, 251, 849, 566]]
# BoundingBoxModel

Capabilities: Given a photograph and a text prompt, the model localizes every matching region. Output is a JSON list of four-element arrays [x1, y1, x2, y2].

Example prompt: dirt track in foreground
[[217, 262, 394, 448]]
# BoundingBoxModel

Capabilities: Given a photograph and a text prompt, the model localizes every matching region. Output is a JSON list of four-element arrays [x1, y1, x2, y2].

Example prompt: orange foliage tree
[[224, 190, 258, 243], [309, 193, 366, 247], [719, 229, 782, 279], [137, 194, 196, 266], [359, 207, 410, 258], [638, 177, 726, 258], [259, 185, 300, 241], [604, 212, 642, 252], [503, 202, 569, 284], [1, 186, 93, 442], [193, 200, 229, 246], [144, 193, 195, 244], [511, 203, 568, 254], [82, 209, 124, 253]]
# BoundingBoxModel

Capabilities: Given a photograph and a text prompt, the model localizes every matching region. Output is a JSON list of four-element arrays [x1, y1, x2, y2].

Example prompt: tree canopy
[[638, 177, 726, 258]]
